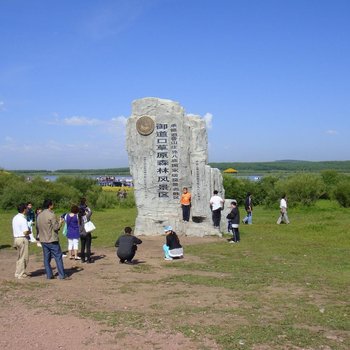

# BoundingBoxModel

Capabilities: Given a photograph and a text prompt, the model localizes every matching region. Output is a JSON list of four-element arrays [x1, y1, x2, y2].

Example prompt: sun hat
[[164, 225, 172, 232]]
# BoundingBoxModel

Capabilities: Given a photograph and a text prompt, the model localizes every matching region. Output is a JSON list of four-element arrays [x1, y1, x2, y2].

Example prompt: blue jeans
[[163, 244, 171, 259], [42, 242, 66, 279], [243, 212, 252, 224]]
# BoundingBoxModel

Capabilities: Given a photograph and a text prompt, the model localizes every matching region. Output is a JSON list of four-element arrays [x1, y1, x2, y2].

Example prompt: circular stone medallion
[[136, 116, 155, 136]]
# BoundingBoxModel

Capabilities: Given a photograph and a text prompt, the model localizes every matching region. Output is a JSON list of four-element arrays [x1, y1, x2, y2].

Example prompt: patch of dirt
[[0, 236, 226, 350]]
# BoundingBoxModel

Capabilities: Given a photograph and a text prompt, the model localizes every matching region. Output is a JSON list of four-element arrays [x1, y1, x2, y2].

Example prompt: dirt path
[[0, 236, 224, 350]]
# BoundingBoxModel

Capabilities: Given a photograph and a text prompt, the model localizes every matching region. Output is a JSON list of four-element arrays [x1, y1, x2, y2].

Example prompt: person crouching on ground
[[115, 227, 142, 264], [163, 226, 184, 261]]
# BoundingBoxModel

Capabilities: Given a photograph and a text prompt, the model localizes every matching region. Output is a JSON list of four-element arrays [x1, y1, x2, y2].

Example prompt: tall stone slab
[[126, 97, 225, 236]]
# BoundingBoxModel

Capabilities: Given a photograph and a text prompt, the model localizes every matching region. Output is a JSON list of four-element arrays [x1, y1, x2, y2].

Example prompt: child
[[163, 226, 184, 260], [115, 227, 142, 264], [226, 200, 240, 243], [26, 202, 37, 243]]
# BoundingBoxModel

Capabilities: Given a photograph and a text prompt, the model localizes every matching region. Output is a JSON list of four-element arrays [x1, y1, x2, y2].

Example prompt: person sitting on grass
[[163, 226, 184, 261], [115, 227, 142, 264]]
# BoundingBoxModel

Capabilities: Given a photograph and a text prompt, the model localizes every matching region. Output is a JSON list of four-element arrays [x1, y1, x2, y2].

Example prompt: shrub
[[320, 170, 342, 199], [276, 173, 325, 206], [257, 176, 280, 207], [333, 177, 350, 207], [223, 175, 255, 205], [95, 191, 119, 209], [56, 176, 96, 196]]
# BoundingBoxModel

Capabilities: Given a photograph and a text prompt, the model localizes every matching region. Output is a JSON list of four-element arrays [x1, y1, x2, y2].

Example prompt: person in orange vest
[[180, 187, 191, 222]]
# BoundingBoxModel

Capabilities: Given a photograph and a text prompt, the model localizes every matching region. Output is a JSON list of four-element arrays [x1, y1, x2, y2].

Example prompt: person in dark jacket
[[78, 207, 93, 263], [115, 227, 142, 264], [226, 200, 240, 243], [163, 226, 184, 260]]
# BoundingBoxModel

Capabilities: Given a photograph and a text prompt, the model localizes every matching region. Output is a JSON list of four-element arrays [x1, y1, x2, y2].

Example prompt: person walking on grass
[[242, 192, 253, 224], [12, 203, 31, 279], [277, 194, 290, 224], [115, 227, 142, 264], [37, 199, 69, 280]]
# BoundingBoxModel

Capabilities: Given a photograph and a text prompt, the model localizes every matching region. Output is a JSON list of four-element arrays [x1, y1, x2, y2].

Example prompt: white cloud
[[1, 114, 130, 169], [63, 116, 102, 126], [112, 116, 128, 127], [203, 112, 213, 129], [187, 112, 213, 129], [326, 129, 338, 135], [0, 101, 5, 111]]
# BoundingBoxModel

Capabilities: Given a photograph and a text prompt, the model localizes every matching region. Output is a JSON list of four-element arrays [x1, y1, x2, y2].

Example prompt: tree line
[[224, 170, 350, 208], [1, 169, 349, 211]]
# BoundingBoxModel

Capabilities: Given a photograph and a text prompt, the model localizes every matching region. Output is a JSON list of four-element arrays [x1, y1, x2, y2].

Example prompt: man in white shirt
[[277, 194, 290, 224], [12, 203, 30, 279], [209, 190, 224, 229]]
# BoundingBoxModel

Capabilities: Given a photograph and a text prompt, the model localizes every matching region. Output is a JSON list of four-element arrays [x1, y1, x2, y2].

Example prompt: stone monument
[[126, 97, 225, 237]]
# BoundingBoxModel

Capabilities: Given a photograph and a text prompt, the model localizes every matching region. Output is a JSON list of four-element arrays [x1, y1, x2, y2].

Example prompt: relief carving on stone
[[136, 115, 155, 136]]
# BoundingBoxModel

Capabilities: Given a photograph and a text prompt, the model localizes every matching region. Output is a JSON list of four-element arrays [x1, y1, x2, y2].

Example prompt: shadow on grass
[[0, 244, 12, 249]]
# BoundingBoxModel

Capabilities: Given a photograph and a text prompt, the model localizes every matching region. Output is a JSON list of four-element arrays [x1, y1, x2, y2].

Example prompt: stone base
[[134, 215, 223, 237]]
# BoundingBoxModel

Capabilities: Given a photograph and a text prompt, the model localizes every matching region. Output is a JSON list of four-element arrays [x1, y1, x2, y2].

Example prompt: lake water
[[41, 175, 261, 182], [42, 175, 133, 183]]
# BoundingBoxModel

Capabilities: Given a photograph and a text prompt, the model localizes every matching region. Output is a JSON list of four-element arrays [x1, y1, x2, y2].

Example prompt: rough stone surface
[[126, 97, 225, 236]]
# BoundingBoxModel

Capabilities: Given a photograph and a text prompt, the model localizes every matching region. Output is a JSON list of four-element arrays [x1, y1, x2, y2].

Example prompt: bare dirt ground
[[0, 236, 226, 350]]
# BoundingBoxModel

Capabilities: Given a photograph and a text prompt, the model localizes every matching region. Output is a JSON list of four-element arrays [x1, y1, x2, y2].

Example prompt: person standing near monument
[[180, 187, 191, 222], [242, 192, 253, 224], [277, 194, 290, 224], [226, 200, 240, 243], [37, 199, 69, 280], [12, 203, 31, 279], [210, 190, 224, 229]]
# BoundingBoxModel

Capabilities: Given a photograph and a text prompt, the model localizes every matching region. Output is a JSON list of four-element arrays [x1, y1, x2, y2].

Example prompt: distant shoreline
[[8, 160, 350, 176]]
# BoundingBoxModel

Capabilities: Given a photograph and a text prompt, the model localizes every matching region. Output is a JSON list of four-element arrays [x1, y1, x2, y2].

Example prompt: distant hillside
[[209, 160, 350, 173], [9, 160, 350, 176]]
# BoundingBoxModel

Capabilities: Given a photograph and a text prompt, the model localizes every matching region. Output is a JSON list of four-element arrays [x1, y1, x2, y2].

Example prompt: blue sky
[[1, 0, 349, 170]]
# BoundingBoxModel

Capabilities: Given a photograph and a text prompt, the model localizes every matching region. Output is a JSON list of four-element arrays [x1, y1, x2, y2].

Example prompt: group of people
[[180, 187, 290, 243], [61, 198, 93, 263], [115, 225, 184, 263], [12, 189, 290, 279], [12, 198, 94, 280]]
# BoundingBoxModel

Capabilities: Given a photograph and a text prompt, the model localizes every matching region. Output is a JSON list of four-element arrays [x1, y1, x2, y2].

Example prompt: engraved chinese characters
[[156, 123, 180, 199]]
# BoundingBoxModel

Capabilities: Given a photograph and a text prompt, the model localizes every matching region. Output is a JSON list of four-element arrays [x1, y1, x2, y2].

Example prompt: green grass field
[[1, 201, 349, 349]]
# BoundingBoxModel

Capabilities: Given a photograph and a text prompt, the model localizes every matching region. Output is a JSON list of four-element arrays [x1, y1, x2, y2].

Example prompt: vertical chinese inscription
[[143, 156, 148, 198], [170, 123, 180, 200], [156, 123, 169, 198], [195, 160, 201, 200], [155, 122, 180, 199]]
